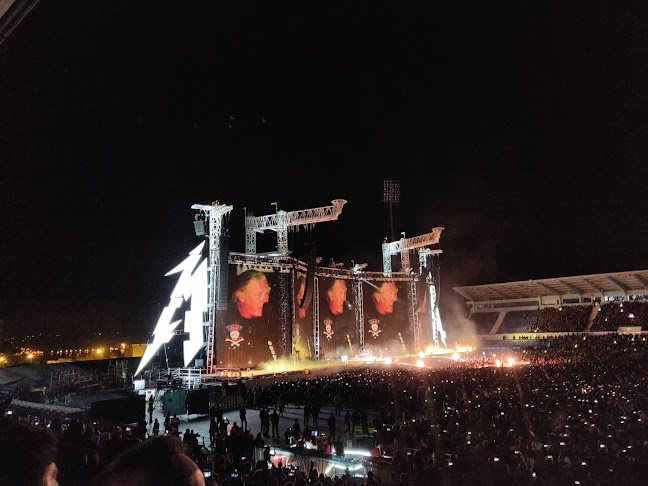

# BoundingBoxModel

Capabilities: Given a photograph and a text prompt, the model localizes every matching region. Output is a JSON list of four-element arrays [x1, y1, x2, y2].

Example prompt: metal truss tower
[[382, 229, 445, 351], [408, 281, 419, 351], [245, 199, 347, 255], [313, 277, 320, 360], [382, 227, 444, 274], [191, 202, 233, 373], [278, 272, 291, 357], [352, 279, 365, 349]]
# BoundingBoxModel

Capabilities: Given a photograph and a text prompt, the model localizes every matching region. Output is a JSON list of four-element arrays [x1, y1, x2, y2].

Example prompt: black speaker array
[[217, 234, 229, 309], [300, 242, 317, 310]]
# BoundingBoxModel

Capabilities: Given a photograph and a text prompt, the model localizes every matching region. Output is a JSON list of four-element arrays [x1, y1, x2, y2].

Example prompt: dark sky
[[1, 1, 647, 340]]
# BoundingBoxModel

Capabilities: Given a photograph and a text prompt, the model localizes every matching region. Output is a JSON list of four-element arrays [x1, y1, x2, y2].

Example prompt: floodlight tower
[[381, 228, 444, 351], [191, 201, 234, 373], [382, 179, 400, 242]]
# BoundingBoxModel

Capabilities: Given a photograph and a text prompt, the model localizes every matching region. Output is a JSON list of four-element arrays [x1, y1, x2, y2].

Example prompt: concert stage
[[136, 199, 447, 378]]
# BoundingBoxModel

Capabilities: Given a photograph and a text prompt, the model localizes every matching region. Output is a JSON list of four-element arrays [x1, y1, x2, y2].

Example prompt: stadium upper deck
[[453, 269, 648, 310]]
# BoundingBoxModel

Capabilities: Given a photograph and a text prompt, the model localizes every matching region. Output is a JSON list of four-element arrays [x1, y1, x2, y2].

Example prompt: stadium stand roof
[[453, 269, 648, 302], [0, 0, 39, 46]]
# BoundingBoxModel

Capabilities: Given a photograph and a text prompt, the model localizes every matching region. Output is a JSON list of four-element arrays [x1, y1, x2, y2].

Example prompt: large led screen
[[293, 272, 314, 359], [318, 277, 356, 358], [363, 280, 411, 356], [216, 264, 285, 369]]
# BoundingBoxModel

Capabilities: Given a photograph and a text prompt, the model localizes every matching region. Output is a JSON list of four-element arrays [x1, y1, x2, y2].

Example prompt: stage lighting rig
[[193, 212, 206, 236]]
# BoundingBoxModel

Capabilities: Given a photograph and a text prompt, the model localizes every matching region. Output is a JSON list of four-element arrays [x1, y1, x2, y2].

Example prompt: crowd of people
[[3, 332, 648, 485], [531, 305, 592, 333], [590, 301, 648, 331]]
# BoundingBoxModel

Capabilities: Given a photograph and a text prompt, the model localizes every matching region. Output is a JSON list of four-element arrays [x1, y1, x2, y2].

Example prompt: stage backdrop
[[293, 271, 314, 359], [363, 280, 411, 356], [318, 276, 356, 358], [216, 264, 285, 368]]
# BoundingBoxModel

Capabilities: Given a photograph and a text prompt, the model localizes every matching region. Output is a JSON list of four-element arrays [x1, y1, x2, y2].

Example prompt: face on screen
[[373, 282, 398, 314], [327, 280, 347, 315], [236, 275, 270, 318]]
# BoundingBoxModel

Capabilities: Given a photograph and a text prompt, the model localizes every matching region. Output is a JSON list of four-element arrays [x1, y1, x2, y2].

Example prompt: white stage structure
[[136, 198, 447, 375], [381, 228, 445, 351], [135, 202, 233, 375]]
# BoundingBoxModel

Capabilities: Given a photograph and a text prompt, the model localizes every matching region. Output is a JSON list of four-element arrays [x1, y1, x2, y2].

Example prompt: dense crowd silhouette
[[2, 333, 648, 485]]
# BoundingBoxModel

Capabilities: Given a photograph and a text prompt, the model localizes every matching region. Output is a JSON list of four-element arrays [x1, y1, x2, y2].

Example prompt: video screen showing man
[[217, 267, 279, 369], [293, 273, 313, 359], [363, 280, 410, 355], [319, 278, 355, 358]]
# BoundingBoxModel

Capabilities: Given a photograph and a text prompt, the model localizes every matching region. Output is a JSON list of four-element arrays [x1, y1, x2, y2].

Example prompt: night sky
[[1, 1, 647, 341]]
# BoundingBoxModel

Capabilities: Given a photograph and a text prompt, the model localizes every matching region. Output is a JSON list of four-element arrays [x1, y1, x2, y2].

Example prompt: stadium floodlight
[[382, 179, 400, 242], [382, 179, 400, 203]]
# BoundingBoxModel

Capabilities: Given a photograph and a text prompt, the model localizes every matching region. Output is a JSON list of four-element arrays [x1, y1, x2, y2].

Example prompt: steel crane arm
[[383, 227, 444, 254], [247, 199, 346, 232], [191, 203, 234, 217], [286, 199, 346, 226]]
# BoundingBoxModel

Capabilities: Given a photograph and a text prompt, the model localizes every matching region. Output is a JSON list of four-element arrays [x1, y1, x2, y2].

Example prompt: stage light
[[193, 213, 206, 236], [425, 346, 433, 355], [418, 351, 425, 359], [507, 357, 515, 366], [495, 359, 502, 367], [452, 352, 460, 361], [416, 360, 424, 368], [136, 242, 205, 375], [384, 357, 392, 364]]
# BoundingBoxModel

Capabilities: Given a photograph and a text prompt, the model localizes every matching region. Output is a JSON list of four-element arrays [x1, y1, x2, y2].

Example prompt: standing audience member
[[92, 435, 205, 486], [0, 420, 60, 486]]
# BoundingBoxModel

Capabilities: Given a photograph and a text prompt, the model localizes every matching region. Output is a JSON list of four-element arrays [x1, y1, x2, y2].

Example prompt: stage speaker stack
[[300, 243, 317, 310], [217, 234, 229, 310]]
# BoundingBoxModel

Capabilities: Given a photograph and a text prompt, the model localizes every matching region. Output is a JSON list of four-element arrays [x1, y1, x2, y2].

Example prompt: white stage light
[[136, 243, 206, 375], [183, 259, 208, 366]]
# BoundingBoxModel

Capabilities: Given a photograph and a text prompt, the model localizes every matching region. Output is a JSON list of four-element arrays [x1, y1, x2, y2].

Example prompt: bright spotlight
[[416, 360, 424, 368], [418, 351, 425, 359], [452, 352, 460, 361], [384, 357, 392, 364], [495, 359, 502, 367], [507, 357, 515, 366], [425, 346, 434, 355]]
